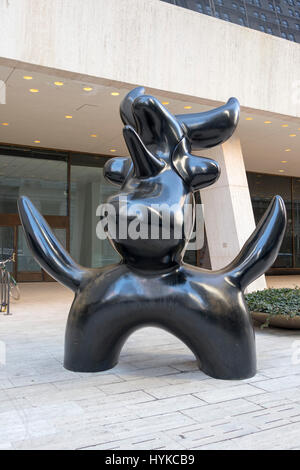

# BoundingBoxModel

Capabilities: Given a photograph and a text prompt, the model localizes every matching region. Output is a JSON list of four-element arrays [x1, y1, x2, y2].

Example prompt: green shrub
[[245, 287, 300, 327]]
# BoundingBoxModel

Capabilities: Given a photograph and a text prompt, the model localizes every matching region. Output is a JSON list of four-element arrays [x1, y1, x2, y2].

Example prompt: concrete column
[[200, 135, 266, 292]]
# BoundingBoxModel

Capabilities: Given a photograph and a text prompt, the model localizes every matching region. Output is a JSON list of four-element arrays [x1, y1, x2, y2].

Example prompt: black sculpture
[[18, 87, 286, 379]]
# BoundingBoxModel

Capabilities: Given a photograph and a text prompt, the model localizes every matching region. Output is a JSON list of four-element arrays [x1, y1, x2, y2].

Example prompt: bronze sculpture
[[18, 87, 286, 379]]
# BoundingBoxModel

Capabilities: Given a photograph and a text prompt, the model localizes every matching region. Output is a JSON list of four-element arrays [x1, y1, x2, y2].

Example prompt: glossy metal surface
[[175, 97, 240, 150], [18, 87, 286, 380]]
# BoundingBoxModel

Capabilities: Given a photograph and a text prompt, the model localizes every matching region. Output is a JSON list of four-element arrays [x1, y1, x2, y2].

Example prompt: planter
[[252, 311, 300, 329]]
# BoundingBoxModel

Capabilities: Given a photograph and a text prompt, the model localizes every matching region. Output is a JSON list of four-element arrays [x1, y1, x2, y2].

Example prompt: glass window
[[17, 226, 42, 273], [247, 173, 293, 269], [0, 227, 14, 272], [216, 0, 223, 5], [276, 5, 282, 12], [282, 31, 287, 37], [288, 32, 295, 39], [296, 23, 300, 29], [70, 155, 120, 268], [240, 5, 246, 13], [0, 150, 68, 279], [223, 12, 230, 20], [266, 26, 273, 33], [268, 2, 274, 9], [295, 10, 300, 17], [253, 11, 259, 17], [232, 2, 238, 7], [293, 179, 300, 267], [0, 153, 67, 215], [288, 8, 294, 14], [239, 17, 246, 24], [282, 19, 288, 27], [261, 13, 267, 20], [214, 9, 220, 17], [259, 24, 265, 30]]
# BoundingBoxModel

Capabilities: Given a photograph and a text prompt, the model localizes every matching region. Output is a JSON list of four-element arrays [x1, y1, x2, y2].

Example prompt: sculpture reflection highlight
[[18, 87, 286, 379]]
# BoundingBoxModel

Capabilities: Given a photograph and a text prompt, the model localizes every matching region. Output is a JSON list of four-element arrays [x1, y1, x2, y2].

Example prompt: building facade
[[0, 0, 299, 288], [162, 0, 300, 42]]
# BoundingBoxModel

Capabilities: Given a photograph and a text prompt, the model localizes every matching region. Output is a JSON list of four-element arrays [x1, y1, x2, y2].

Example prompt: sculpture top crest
[[17, 86, 286, 380]]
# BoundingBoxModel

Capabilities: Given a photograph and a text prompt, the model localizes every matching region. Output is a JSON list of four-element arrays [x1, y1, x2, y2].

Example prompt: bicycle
[[0, 253, 20, 315]]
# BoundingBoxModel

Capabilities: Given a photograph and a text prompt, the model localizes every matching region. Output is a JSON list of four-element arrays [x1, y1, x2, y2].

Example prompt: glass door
[[17, 226, 42, 281], [70, 154, 120, 268], [247, 172, 293, 271], [0, 150, 68, 281], [292, 178, 300, 268], [0, 226, 15, 277]]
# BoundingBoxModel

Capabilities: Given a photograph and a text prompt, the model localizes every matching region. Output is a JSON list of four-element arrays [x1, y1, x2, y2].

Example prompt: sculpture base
[[64, 357, 256, 381], [63, 264, 256, 381]]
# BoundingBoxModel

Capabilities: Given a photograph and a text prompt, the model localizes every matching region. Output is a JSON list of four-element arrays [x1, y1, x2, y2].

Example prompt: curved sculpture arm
[[225, 195, 287, 290], [176, 98, 240, 150], [104, 157, 132, 186], [120, 86, 145, 128], [172, 138, 220, 190], [123, 125, 165, 177], [18, 196, 88, 292]]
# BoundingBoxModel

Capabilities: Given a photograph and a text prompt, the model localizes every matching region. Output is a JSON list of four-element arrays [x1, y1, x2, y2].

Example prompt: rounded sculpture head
[[104, 87, 239, 268]]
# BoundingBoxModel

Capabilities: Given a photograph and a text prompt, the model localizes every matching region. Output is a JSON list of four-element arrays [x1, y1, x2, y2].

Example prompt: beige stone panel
[[201, 185, 240, 268], [201, 137, 266, 291], [0, 0, 299, 118]]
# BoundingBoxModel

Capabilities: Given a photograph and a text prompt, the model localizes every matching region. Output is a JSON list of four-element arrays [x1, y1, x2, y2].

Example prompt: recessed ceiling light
[[281, 124, 288, 127], [264, 121, 272, 124], [54, 81, 64, 86], [184, 106, 192, 109], [90, 134, 97, 138], [29, 88, 39, 93], [1, 122, 9, 126], [83, 87, 93, 91], [162, 101, 169, 105], [23, 76, 33, 80], [245, 117, 253, 121], [110, 149, 116, 152], [285, 148, 291, 152], [34, 140, 40, 143], [278, 169, 284, 173], [289, 134, 296, 137], [110, 92, 120, 96], [65, 115, 72, 119], [281, 160, 288, 163]]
